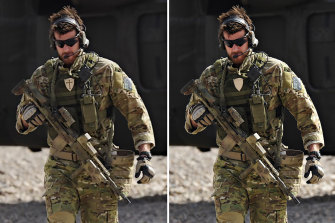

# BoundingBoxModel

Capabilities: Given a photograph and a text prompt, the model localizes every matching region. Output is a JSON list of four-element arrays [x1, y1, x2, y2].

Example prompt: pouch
[[279, 149, 304, 197], [80, 94, 99, 133], [249, 94, 268, 132], [109, 149, 135, 196]]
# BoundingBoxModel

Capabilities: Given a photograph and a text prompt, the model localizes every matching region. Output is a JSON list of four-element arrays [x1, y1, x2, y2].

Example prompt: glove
[[189, 103, 214, 127], [20, 103, 45, 127], [135, 151, 155, 184], [304, 151, 324, 184]]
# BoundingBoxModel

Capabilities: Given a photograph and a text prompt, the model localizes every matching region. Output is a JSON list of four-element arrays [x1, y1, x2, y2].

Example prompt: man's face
[[54, 30, 80, 66], [223, 29, 249, 66]]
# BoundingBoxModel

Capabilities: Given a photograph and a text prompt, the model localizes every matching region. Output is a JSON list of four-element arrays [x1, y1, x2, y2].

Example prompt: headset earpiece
[[249, 24, 258, 48], [250, 31, 258, 48], [218, 35, 225, 50], [50, 38, 55, 49], [79, 30, 90, 48], [50, 32, 57, 49]]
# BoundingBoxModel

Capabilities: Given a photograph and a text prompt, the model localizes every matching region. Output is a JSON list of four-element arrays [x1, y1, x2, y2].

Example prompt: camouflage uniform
[[185, 51, 324, 222], [16, 51, 155, 223]]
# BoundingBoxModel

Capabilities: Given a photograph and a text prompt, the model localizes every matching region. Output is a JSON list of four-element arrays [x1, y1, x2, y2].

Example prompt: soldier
[[184, 6, 325, 223], [15, 6, 155, 223]]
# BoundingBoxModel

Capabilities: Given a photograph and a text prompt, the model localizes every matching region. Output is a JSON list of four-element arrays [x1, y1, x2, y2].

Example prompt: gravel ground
[[0, 146, 167, 223], [170, 146, 335, 223]]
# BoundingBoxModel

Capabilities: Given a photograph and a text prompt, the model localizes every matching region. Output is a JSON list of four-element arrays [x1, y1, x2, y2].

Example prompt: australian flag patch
[[292, 76, 302, 91]]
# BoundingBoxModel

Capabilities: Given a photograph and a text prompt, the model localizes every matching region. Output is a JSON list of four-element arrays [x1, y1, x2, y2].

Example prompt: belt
[[51, 151, 79, 162], [220, 151, 249, 162]]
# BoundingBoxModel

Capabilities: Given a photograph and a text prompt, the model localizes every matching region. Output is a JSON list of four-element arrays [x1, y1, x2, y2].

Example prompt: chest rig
[[218, 53, 269, 135], [49, 52, 100, 135]]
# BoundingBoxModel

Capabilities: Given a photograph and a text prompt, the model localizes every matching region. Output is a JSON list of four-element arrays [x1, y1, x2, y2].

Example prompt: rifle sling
[[50, 150, 79, 162], [219, 150, 249, 162]]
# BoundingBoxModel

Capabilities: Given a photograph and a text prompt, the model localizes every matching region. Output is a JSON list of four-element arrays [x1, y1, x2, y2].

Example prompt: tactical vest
[[214, 52, 283, 150], [43, 52, 114, 150]]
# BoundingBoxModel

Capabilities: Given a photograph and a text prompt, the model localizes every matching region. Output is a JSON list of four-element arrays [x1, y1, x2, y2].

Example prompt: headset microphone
[[232, 48, 250, 59], [63, 48, 81, 59]]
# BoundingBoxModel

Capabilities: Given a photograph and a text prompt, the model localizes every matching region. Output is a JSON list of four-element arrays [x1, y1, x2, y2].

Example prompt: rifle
[[181, 79, 300, 205], [12, 79, 131, 204]]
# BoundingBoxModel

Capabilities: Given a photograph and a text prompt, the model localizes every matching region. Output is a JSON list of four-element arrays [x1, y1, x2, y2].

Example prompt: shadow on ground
[[0, 195, 167, 223], [170, 195, 335, 223]]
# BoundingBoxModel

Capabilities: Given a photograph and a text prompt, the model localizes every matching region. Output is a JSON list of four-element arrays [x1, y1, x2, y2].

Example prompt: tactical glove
[[20, 103, 45, 127], [135, 151, 155, 184], [304, 151, 324, 184], [189, 103, 214, 127]]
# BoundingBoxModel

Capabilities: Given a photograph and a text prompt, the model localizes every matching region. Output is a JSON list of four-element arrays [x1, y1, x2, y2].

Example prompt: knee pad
[[48, 211, 75, 223], [217, 211, 244, 223]]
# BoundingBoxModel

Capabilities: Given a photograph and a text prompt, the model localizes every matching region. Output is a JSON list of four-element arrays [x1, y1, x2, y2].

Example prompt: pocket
[[211, 181, 230, 198], [279, 149, 304, 197], [109, 149, 135, 195]]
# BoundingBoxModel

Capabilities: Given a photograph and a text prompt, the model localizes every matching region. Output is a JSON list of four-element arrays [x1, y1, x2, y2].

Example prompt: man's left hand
[[135, 151, 155, 184], [304, 150, 324, 184]]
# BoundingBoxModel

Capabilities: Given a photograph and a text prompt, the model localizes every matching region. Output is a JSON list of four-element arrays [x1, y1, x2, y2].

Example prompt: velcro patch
[[292, 76, 302, 91], [123, 77, 133, 91]]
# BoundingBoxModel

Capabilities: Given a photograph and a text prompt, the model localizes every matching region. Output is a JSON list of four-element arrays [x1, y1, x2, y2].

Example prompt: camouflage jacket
[[185, 51, 324, 151], [16, 51, 155, 150]]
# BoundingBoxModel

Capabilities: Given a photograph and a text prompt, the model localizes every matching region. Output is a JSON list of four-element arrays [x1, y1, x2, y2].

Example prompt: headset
[[218, 16, 258, 50], [50, 16, 90, 49]]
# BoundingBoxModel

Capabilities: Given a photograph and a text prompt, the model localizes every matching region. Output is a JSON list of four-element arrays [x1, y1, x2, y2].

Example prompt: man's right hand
[[189, 103, 214, 127], [20, 103, 45, 128]]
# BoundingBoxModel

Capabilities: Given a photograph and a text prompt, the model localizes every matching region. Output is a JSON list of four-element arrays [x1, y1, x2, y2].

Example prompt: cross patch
[[64, 78, 75, 91]]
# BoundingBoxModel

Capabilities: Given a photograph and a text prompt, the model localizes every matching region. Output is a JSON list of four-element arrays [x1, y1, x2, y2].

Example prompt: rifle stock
[[12, 79, 131, 203], [181, 79, 300, 205]]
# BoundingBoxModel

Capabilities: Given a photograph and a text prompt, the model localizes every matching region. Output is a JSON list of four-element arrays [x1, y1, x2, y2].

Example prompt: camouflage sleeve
[[185, 94, 207, 134], [110, 64, 155, 150], [278, 63, 324, 150], [15, 94, 36, 134], [15, 65, 47, 135], [184, 64, 217, 134]]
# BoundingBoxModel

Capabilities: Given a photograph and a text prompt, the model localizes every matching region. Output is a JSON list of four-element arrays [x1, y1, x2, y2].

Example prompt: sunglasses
[[54, 33, 79, 48], [223, 33, 248, 48]]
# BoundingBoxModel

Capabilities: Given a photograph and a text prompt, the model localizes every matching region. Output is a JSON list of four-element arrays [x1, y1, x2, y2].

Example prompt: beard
[[228, 50, 249, 66], [60, 50, 80, 65]]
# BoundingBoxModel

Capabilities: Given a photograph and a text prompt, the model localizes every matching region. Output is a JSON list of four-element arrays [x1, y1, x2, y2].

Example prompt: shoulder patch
[[123, 77, 133, 91], [292, 76, 302, 91]]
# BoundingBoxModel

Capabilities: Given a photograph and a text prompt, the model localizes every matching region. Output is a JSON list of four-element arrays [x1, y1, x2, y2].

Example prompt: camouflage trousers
[[43, 156, 119, 223], [212, 156, 288, 223]]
